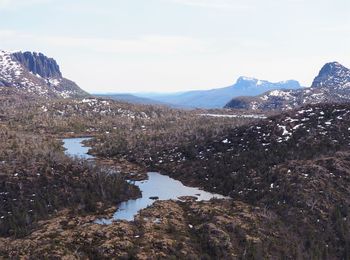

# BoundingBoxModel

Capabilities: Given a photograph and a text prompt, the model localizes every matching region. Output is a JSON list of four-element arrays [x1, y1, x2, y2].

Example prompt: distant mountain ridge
[[134, 77, 302, 109], [0, 50, 88, 99], [225, 62, 350, 111], [94, 93, 175, 107]]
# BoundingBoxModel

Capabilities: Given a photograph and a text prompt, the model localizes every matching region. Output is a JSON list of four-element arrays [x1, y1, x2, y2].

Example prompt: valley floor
[[0, 96, 350, 259]]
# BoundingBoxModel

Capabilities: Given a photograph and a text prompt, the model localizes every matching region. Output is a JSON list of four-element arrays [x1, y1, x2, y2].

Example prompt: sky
[[0, 0, 349, 93]]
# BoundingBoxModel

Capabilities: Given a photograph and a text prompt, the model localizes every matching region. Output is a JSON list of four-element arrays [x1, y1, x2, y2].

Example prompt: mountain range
[[2, 49, 350, 113], [225, 62, 350, 111], [132, 77, 302, 109], [0, 50, 87, 99]]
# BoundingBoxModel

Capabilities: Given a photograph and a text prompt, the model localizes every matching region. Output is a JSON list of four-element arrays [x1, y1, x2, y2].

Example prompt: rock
[[225, 62, 350, 111], [0, 49, 88, 99], [178, 196, 198, 201], [312, 62, 350, 88], [12, 51, 62, 78]]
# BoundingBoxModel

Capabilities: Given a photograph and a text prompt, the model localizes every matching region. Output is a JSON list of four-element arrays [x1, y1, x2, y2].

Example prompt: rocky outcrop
[[12, 51, 62, 78], [311, 61, 350, 89], [0, 200, 303, 259], [0, 50, 88, 99], [225, 62, 350, 111]]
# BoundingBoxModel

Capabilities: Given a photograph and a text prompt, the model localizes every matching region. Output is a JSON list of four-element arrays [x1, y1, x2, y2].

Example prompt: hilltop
[[226, 62, 350, 111], [0, 50, 88, 99]]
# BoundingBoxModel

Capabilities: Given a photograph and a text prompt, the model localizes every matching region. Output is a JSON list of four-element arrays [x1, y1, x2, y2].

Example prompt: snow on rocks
[[199, 113, 267, 119], [0, 50, 25, 82], [47, 78, 61, 86], [222, 139, 230, 144]]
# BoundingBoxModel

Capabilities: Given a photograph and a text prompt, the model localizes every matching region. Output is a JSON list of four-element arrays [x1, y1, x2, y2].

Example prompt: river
[[63, 137, 227, 223]]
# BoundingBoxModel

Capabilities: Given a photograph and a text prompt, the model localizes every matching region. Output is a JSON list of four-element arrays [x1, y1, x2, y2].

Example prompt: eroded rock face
[[0, 49, 88, 99], [12, 51, 62, 78]]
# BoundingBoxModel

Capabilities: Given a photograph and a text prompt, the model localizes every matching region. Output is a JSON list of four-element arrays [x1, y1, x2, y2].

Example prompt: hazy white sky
[[0, 0, 349, 93]]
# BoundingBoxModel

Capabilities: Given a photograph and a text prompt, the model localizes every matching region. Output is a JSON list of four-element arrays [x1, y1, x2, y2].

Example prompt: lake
[[63, 137, 227, 223], [62, 137, 94, 159]]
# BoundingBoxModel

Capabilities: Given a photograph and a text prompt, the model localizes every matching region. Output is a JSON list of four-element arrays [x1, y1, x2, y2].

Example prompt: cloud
[[0, 0, 50, 9], [46, 35, 209, 55], [164, 0, 253, 10], [319, 25, 350, 33], [0, 30, 210, 55]]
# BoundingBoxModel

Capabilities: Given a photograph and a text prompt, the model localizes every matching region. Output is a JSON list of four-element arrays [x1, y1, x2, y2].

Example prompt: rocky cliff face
[[0, 50, 88, 99], [225, 62, 350, 111], [12, 51, 62, 78], [311, 62, 350, 89]]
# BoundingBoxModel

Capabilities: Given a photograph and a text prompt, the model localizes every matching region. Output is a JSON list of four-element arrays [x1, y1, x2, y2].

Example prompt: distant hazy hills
[[103, 77, 302, 109], [225, 62, 350, 111], [94, 93, 174, 107]]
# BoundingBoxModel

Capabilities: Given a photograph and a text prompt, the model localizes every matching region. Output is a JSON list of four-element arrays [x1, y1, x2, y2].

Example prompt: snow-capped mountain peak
[[235, 76, 300, 89], [236, 76, 266, 87], [237, 76, 258, 82]]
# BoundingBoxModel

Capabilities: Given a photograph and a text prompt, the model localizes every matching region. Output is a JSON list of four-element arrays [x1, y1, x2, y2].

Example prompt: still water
[[62, 137, 94, 159], [63, 138, 227, 223], [97, 172, 227, 223]]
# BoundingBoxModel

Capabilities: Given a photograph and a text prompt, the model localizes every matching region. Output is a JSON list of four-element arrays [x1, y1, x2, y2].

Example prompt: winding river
[[63, 137, 227, 223]]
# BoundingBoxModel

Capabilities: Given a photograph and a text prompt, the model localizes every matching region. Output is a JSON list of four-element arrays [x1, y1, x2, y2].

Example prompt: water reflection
[[62, 138, 94, 159], [97, 172, 227, 223], [62, 138, 227, 224]]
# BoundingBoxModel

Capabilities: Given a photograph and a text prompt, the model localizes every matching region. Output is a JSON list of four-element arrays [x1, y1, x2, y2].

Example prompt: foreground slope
[[0, 126, 138, 238], [93, 102, 350, 259], [0, 97, 264, 259], [226, 62, 350, 111], [1, 89, 349, 258], [1, 198, 310, 259]]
